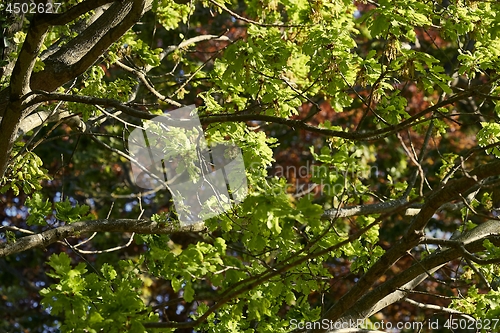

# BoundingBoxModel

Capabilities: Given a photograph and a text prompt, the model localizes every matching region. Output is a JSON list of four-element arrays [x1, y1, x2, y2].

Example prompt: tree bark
[[0, 0, 152, 178]]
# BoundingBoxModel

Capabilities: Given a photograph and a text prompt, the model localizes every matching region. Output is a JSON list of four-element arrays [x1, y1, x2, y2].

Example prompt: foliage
[[2, 0, 500, 332], [40, 253, 158, 333]]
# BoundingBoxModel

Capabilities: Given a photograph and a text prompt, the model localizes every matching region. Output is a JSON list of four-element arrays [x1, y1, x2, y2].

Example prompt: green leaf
[[171, 277, 182, 292], [101, 264, 117, 280], [46, 253, 73, 277], [55, 199, 92, 223], [184, 282, 194, 302], [25, 192, 51, 226]]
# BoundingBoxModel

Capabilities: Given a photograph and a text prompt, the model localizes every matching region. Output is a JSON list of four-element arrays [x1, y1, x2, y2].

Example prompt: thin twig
[[208, 0, 308, 27], [404, 298, 476, 321]]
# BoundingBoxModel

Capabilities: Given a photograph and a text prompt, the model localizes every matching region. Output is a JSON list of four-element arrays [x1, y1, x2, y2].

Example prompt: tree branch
[[321, 221, 500, 332], [114, 60, 182, 107], [26, 91, 157, 119], [208, 0, 307, 27], [0, 9, 52, 177], [404, 298, 475, 321], [316, 160, 500, 331], [322, 198, 409, 219], [0, 0, 153, 179], [144, 212, 384, 329], [38, 0, 115, 27], [0, 219, 206, 257], [30, 0, 152, 91], [145, 34, 232, 72], [10, 15, 49, 98], [23, 89, 479, 144]]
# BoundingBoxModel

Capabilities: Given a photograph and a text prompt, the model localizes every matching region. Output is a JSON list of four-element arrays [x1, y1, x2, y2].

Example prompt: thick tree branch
[[0, 0, 153, 179], [0, 219, 206, 257], [18, 109, 85, 137], [316, 160, 500, 332], [337, 266, 445, 327], [0, 10, 52, 177], [332, 222, 500, 331], [408, 160, 500, 234], [31, 0, 151, 91], [26, 91, 157, 119], [10, 14, 48, 98], [0, 1, 27, 81], [38, 0, 115, 26]]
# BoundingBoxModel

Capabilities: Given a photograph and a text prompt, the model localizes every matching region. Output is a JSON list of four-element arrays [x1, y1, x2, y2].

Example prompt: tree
[[1, 0, 500, 332]]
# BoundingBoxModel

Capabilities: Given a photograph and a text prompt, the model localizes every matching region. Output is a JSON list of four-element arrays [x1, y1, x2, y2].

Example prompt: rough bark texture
[[331, 222, 500, 332], [311, 160, 500, 332], [0, 0, 152, 178]]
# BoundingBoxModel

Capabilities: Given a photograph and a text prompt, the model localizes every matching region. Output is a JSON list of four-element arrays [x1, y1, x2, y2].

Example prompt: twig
[[404, 298, 476, 321], [208, 0, 307, 27], [115, 60, 181, 107], [397, 133, 426, 196]]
